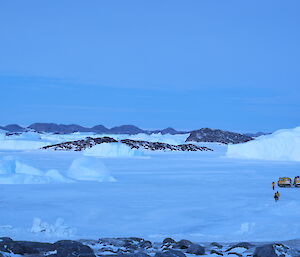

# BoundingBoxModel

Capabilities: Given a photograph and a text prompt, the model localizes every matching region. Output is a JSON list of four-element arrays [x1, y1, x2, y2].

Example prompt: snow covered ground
[[0, 132, 300, 243]]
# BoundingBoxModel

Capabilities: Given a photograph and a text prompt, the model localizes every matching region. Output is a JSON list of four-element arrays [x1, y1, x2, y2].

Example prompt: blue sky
[[1, 0, 299, 132]]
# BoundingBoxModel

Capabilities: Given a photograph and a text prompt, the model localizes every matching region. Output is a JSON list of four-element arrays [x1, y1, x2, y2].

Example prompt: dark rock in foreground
[[155, 250, 186, 257], [53, 240, 96, 257], [1, 237, 299, 257], [253, 244, 278, 257], [42, 137, 213, 152], [0, 237, 95, 257], [186, 128, 253, 144], [186, 244, 205, 255]]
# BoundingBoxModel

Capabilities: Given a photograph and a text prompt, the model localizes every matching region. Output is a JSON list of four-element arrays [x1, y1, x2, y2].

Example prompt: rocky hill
[[42, 137, 213, 152], [186, 128, 253, 144], [3, 124, 26, 132]]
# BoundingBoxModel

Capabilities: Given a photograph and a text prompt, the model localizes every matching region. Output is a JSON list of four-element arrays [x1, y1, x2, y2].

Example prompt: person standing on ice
[[274, 191, 280, 202], [272, 181, 275, 190]]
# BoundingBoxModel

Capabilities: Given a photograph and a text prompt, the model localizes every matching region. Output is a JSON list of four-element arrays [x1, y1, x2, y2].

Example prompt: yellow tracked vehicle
[[278, 177, 292, 187], [294, 176, 300, 187]]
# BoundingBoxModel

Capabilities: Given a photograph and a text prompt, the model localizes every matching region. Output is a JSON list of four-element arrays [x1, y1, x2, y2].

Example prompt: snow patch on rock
[[84, 142, 143, 157]]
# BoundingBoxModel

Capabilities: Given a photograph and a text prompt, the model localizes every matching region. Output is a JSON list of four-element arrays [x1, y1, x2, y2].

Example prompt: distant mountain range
[[0, 123, 271, 142], [0, 123, 188, 135]]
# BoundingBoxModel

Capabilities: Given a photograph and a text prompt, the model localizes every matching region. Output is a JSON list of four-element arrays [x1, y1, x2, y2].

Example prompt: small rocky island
[[41, 137, 213, 152]]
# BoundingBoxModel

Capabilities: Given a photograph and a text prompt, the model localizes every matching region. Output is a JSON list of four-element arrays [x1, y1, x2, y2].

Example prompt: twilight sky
[[1, 0, 299, 132]]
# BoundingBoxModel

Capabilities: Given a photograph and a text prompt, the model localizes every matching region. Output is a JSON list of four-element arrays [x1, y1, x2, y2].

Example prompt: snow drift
[[67, 157, 116, 182], [0, 156, 71, 184], [227, 127, 300, 161], [84, 142, 143, 157]]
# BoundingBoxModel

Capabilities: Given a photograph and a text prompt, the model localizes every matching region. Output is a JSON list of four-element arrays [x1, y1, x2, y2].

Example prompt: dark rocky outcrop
[[0, 237, 43, 255], [42, 137, 118, 151], [163, 238, 176, 245], [174, 239, 193, 249], [186, 128, 253, 144], [186, 244, 205, 255], [253, 244, 278, 257], [0, 238, 95, 257], [120, 139, 212, 152], [42, 137, 213, 152], [52, 240, 96, 257]]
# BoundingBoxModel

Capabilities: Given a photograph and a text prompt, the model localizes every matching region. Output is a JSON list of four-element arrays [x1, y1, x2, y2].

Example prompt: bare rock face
[[186, 128, 253, 144], [120, 139, 212, 152]]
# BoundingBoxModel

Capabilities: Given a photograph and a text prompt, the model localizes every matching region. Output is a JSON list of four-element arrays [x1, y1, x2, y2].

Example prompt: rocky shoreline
[[0, 237, 299, 257]]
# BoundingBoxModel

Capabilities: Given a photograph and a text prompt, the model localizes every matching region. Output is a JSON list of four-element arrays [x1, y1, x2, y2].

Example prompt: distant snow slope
[[227, 127, 300, 161]]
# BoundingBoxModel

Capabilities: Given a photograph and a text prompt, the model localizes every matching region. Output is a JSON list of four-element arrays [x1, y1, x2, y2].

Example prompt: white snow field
[[227, 127, 300, 161], [0, 132, 300, 243]]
